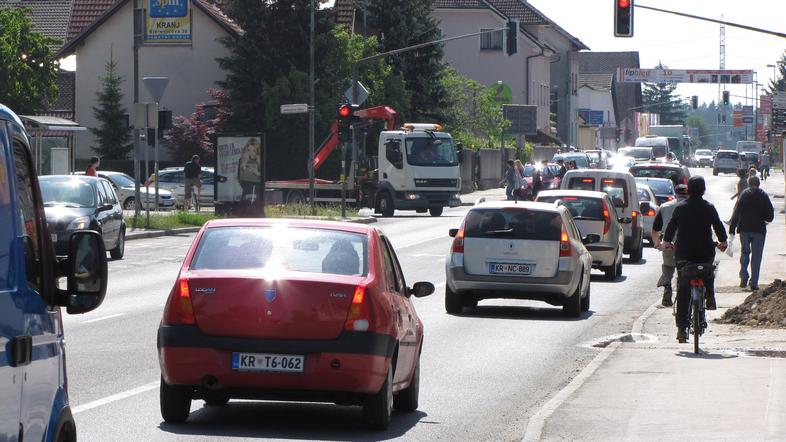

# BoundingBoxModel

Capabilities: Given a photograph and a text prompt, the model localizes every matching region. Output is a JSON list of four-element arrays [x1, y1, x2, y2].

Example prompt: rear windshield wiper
[[572, 216, 603, 221], [482, 229, 515, 236]]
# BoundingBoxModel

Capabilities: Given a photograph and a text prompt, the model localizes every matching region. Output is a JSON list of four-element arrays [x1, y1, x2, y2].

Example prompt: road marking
[[72, 381, 159, 415], [398, 236, 447, 250], [82, 313, 125, 324], [522, 302, 661, 442]]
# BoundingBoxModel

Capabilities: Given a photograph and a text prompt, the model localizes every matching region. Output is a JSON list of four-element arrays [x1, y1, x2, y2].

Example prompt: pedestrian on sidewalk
[[760, 152, 771, 181], [85, 156, 100, 176], [651, 184, 689, 307], [513, 160, 529, 200], [504, 159, 517, 200], [730, 168, 748, 200], [184, 155, 202, 211], [729, 175, 774, 291]]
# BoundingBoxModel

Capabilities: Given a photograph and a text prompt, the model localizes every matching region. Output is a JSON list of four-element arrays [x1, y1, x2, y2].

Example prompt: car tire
[[616, 259, 623, 277], [581, 282, 591, 312], [160, 376, 192, 423], [603, 259, 617, 281], [463, 296, 478, 309], [393, 357, 419, 412], [445, 285, 463, 314], [428, 206, 443, 217], [123, 197, 136, 210], [563, 274, 582, 318], [363, 367, 393, 430], [379, 192, 394, 218], [286, 190, 306, 205], [109, 228, 125, 260]]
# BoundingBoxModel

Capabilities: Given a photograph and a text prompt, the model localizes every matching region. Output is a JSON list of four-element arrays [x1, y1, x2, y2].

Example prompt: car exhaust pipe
[[202, 375, 219, 390]]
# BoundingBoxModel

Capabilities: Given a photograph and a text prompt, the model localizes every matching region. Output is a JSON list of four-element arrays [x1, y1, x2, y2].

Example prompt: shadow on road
[[674, 350, 738, 360], [158, 401, 428, 441], [453, 305, 594, 321], [590, 274, 628, 283], [623, 258, 648, 265]]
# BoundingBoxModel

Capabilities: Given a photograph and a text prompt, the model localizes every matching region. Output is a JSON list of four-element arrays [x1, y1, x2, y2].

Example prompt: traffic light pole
[[308, 0, 316, 214], [634, 4, 786, 39]]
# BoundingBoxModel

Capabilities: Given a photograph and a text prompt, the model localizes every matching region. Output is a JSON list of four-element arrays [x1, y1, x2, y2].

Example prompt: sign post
[[143, 77, 168, 211]]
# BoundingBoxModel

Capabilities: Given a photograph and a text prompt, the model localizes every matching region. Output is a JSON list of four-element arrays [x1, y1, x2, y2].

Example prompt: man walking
[[184, 155, 202, 211], [651, 184, 688, 307], [504, 159, 517, 200], [729, 175, 774, 291]]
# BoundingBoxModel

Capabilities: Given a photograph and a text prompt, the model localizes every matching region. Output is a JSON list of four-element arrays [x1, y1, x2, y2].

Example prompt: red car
[[157, 219, 434, 429]]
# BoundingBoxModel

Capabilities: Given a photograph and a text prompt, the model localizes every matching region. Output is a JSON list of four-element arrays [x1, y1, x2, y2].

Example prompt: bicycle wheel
[[692, 288, 702, 354]]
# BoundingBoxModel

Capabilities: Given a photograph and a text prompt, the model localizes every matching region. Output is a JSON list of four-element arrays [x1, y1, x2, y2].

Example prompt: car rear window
[[619, 148, 652, 161], [567, 177, 595, 191], [537, 196, 603, 220], [716, 151, 738, 159], [637, 179, 674, 195], [601, 178, 628, 207], [630, 167, 684, 185], [190, 227, 368, 276], [636, 188, 651, 202], [464, 209, 562, 241]]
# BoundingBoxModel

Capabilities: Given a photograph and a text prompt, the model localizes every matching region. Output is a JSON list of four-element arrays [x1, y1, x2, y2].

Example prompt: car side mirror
[[449, 228, 458, 238], [619, 217, 632, 224], [96, 204, 113, 213], [60, 231, 107, 314], [410, 281, 435, 298], [582, 234, 601, 245]]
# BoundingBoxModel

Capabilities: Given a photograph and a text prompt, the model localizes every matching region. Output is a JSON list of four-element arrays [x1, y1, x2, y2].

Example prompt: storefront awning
[[19, 115, 86, 132]]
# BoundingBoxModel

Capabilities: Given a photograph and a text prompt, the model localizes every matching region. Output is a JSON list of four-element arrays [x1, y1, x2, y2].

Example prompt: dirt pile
[[717, 279, 786, 328]]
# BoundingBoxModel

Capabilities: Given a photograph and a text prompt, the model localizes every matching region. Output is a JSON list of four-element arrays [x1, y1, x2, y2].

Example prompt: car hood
[[44, 206, 95, 228]]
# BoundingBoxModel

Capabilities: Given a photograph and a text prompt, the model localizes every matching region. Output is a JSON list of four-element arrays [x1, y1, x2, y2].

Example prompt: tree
[[0, 7, 59, 113], [90, 52, 131, 159], [642, 63, 686, 125], [165, 89, 229, 164], [440, 68, 509, 149], [768, 51, 786, 93], [686, 113, 710, 147], [366, 0, 447, 121]]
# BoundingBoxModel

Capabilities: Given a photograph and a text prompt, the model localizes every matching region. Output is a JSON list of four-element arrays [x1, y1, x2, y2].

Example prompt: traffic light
[[722, 90, 730, 105], [337, 103, 352, 142], [506, 20, 518, 56], [158, 109, 172, 130], [691, 95, 698, 110], [614, 0, 634, 37]]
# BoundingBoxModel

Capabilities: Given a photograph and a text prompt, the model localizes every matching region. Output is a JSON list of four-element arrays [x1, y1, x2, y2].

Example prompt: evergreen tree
[[768, 51, 786, 93], [366, 0, 447, 121], [90, 52, 131, 159], [642, 63, 686, 125]]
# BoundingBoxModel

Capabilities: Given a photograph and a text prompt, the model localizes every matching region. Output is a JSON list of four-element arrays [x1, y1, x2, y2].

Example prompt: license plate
[[231, 352, 304, 373], [489, 263, 532, 275], [51, 233, 57, 243]]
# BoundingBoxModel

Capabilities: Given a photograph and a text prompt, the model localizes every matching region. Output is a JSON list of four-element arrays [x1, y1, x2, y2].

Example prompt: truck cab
[[375, 124, 462, 217], [0, 104, 108, 441]]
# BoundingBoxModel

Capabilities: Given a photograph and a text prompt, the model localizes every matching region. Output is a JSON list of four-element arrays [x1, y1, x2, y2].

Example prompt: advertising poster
[[617, 68, 753, 84], [216, 136, 263, 203], [145, 0, 192, 45]]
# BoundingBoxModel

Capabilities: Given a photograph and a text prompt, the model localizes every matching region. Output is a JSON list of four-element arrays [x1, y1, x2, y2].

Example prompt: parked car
[[0, 103, 108, 441], [536, 190, 624, 280], [522, 163, 561, 191], [713, 150, 741, 175], [635, 184, 659, 244], [445, 201, 594, 317], [693, 149, 714, 168], [634, 177, 676, 205], [561, 170, 644, 262], [552, 152, 591, 169], [39, 175, 126, 259], [157, 219, 434, 429], [628, 163, 691, 188], [583, 150, 608, 169], [99, 171, 177, 210], [618, 147, 654, 163], [153, 166, 215, 207]]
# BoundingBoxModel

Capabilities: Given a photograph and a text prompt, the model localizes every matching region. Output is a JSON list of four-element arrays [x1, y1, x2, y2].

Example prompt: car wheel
[[712, 169, 718, 176], [428, 206, 443, 217], [581, 282, 591, 312], [379, 192, 394, 217], [109, 228, 125, 260], [445, 285, 463, 314], [363, 367, 393, 430], [203, 392, 230, 407], [160, 376, 192, 423], [603, 258, 617, 281], [393, 357, 419, 412], [563, 274, 582, 318], [286, 190, 306, 205], [123, 197, 136, 210], [616, 259, 623, 277], [463, 296, 478, 309]]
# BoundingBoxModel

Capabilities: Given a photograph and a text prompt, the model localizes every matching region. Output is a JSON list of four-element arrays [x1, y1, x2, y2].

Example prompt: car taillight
[[632, 210, 639, 220], [452, 222, 465, 254], [682, 176, 688, 185], [560, 225, 571, 257], [601, 199, 611, 235], [666, 195, 674, 201], [344, 286, 372, 332], [645, 208, 657, 217], [163, 276, 196, 325]]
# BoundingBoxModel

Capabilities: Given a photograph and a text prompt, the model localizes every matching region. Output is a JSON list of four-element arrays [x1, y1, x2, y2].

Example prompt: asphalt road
[[63, 169, 737, 441]]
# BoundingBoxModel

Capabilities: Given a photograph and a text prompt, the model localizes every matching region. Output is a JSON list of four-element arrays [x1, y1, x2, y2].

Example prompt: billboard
[[145, 0, 192, 45], [616, 68, 754, 84], [216, 136, 263, 203]]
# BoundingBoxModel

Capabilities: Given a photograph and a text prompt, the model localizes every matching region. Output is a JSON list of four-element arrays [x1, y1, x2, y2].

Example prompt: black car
[[39, 175, 126, 259], [628, 163, 691, 188]]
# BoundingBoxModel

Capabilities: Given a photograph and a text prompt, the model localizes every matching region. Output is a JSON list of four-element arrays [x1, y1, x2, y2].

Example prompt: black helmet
[[687, 176, 705, 197], [674, 184, 688, 196]]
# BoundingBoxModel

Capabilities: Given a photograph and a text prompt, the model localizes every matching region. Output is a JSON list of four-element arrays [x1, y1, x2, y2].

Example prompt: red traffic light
[[618, 0, 630, 8], [338, 105, 351, 118]]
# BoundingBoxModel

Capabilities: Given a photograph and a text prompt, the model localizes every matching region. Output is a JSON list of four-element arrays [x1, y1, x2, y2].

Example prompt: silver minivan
[[537, 190, 624, 280], [713, 150, 741, 175]]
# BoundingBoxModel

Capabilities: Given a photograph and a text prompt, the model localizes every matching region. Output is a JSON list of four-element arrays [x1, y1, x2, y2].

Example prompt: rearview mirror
[[582, 234, 601, 245], [449, 228, 458, 238], [410, 281, 435, 298], [618, 217, 632, 224], [64, 231, 108, 314]]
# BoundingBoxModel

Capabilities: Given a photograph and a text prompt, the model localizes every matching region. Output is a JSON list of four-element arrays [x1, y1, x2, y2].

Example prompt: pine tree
[[90, 52, 131, 159], [642, 63, 686, 125], [768, 52, 786, 93]]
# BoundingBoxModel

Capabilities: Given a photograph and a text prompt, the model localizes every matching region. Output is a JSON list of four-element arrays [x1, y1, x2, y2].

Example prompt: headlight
[[67, 216, 90, 230], [405, 193, 421, 200]]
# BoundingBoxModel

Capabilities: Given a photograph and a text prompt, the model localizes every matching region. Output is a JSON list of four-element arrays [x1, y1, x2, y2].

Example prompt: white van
[[560, 170, 645, 262], [635, 136, 669, 160]]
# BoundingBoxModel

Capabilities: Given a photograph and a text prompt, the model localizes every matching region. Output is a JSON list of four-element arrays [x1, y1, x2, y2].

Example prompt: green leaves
[[642, 62, 686, 126], [440, 68, 508, 150], [89, 52, 131, 159]]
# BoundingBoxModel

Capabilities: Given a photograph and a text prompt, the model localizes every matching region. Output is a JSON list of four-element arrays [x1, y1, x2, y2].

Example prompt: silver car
[[445, 201, 594, 317], [154, 167, 215, 207], [536, 190, 624, 281], [97, 171, 177, 210], [635, 184, 659, 244]]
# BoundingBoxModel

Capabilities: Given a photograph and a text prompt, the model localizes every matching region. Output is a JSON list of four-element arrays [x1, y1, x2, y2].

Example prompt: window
[[602, 178, 629, 208], [464, 208, 562, 241], [378, 236, 400, 292], [537, 196, 603, 220], [96, 181, 110, 205], [13, 140, 42, 291], [480, 28, 503, 50], [381, 237, 406, 294], [636, 188, 651, 202], [40, 178, 97, 208], [568, 177, 595, 191], [0, 131, 13, 290], [405, 137, 458, 167], [101, 181, 118, 204]]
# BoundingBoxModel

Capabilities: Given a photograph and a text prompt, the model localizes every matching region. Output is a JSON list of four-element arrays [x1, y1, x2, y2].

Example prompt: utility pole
[[719, 17, 726, 147], [133, 0, 141, 218], [308, 0, 316, 214]]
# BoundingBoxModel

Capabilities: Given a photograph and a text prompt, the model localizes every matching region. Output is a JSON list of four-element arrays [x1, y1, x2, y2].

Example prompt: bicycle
[[184, 183, 200, 212], [676, 261, 716, 354]]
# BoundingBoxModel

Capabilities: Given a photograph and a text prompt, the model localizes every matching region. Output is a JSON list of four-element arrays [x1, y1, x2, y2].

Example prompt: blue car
[[0, 104, 108, 441]]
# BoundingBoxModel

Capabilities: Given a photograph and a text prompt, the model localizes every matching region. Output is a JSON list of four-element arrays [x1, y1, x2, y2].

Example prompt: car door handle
[[10, 335, 32, 367]]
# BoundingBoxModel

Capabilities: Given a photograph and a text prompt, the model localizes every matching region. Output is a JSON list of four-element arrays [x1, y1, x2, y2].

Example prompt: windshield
[[619, 148, 652, 161], [405, 136, 458, 167], [636, 179, 674, 195], [695, 150, 712, 156], [536, 196, 604, 220], [716, 151, 739, 159], [105, 173, 136, 187], [40, 179, 95, 208], [554, 155, 589, 168], [464, 208, 562, 240]]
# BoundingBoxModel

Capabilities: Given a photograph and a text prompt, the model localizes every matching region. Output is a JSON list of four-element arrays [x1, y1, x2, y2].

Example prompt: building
[[577, 73, 617, 150]]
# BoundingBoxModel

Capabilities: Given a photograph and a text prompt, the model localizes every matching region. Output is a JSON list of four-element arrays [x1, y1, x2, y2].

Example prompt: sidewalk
[[531, 171, 786, 441], [460, 187, 507, 206]]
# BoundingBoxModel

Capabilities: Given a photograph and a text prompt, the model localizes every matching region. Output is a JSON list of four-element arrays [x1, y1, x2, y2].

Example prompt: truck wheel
[[428, 207, 443, 217], [379, 192, 394, 217], [286, 190, 306, 205]]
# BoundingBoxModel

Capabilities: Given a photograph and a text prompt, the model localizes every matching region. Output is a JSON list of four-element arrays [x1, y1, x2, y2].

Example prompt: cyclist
[[184, 155, 202, 211], [651, 184, 689, 307], [662, 176, 728, 343]]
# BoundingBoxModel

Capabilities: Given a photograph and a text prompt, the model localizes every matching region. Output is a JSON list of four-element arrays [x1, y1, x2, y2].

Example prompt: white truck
[[266, 105, 462, 217], [642, 125, 692, 162], [735, 140, 762, 155]]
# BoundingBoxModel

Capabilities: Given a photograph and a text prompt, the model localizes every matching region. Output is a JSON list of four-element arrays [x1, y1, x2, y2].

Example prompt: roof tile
[[67, 0, 115, 42], [0, 0, 73, 50]]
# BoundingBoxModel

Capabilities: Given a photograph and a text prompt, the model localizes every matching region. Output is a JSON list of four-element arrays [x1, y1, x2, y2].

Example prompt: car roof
[[203, 217, 374, 235], [629, 163, 683, 170], [635, 177, 673, 183], [40, 174, 102, 183], [0, 103, 24, 127], [537, 190, 608, 199], [471, 200, 562, 213], [563, 169, 634, 179], [161, 166, 215, 171]]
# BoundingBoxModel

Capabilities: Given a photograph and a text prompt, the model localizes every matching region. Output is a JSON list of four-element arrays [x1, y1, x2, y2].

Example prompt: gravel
[[717, 279, 786, 328]]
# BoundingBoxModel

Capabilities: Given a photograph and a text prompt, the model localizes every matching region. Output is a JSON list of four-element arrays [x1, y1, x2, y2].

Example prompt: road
[[63, 169, 737, 441]]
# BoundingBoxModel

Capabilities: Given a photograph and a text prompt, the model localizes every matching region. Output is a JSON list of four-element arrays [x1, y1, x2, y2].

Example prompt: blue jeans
[[506, 184, 515, 200], [739, 232, 766, 287]]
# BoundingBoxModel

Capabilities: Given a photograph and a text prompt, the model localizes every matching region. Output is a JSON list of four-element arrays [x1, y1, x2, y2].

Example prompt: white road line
[[82, 313, 125, 324], [72, 381, 159, 415], [522, 302, 661, 442]]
